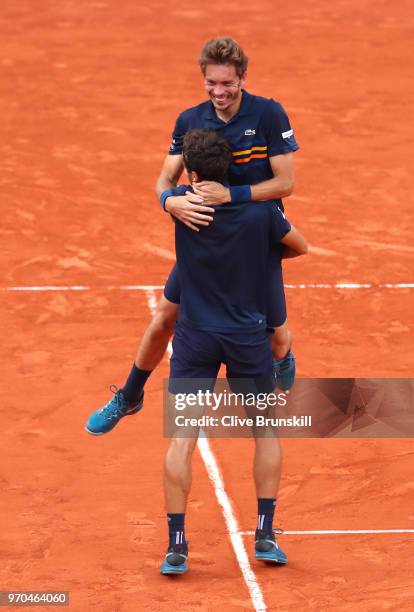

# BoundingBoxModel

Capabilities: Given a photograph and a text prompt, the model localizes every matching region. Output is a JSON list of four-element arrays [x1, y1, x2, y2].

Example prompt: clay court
[[1, 1, 413, 610]]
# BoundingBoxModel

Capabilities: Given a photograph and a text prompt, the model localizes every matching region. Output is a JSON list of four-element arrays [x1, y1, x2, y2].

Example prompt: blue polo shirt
[[169, 90, 299, 201], [173, 186, 292, 333]]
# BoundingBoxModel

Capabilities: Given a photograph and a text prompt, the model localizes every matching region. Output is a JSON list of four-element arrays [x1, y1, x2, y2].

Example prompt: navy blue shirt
[[173, 185, 291, 333], [169, 91, 299, 205]]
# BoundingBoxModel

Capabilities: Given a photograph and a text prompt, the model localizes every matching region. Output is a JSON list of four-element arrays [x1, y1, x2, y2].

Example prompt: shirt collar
[[202, 90, 253, 122]]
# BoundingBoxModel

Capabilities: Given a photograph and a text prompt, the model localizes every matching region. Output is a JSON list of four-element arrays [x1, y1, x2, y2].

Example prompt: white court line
[[143, 288, 158, 315], [240, 529, 414, 536], [285, 283, 414, 289], [1, 283, 414, 292], [1, 285, 91, 291], [197, 437, 267, 612], [145, 289, 267, 612]]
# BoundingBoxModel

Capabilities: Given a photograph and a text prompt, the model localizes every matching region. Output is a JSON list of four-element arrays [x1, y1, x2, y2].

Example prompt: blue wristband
[[229, 185, 252, 203], [160, 189, 175, 211]]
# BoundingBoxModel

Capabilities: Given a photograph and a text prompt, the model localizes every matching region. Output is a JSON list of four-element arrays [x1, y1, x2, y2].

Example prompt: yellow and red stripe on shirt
[[232, 145, 268, 164]]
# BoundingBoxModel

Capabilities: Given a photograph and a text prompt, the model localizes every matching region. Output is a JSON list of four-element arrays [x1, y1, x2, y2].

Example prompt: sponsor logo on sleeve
[[244, 129, 256, 136], [282, 129, 294, 139]]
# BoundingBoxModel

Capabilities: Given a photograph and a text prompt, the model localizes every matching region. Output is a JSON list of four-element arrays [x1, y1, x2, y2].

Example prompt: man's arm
[[155, 153, 185, 195], [280, 224, 308, 258], [252, 153, 294, 200], [192, 153, 294, 205], [156, 154, 215, 232]]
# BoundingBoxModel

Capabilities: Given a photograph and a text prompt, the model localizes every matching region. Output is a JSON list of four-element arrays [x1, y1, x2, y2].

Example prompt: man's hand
[[165, 192, 215, 232], [192, 181, 231, 205]]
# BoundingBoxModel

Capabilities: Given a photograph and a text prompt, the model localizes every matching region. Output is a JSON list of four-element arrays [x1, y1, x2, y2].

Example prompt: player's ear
[[240, 71, 247, 87], [190, 171, 200, 183]]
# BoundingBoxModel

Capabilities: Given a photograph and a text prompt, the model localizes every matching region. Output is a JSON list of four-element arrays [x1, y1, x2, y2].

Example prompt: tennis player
[[86, 36, 299, 435], [160, 129, 307, 574]]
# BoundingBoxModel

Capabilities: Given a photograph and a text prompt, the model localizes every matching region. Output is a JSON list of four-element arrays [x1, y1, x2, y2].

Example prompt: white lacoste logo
[[244, 129, 256, 136], [282, 129, 293, 139]]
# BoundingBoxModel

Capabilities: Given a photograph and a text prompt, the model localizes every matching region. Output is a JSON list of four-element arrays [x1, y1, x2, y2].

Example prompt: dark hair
[[199, 37, 248, 78], [183, 129, 233, 182]]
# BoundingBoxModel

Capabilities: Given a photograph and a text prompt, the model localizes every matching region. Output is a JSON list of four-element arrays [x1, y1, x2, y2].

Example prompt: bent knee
[[152, 298, 179, 332], [273, 343, 290, 360], [271, 340, 291, 360]]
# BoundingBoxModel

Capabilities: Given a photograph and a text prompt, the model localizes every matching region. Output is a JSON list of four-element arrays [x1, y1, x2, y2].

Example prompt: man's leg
[[253, 430, 287, 564], [267, 265, 296, 391], [85, 296, 178, 435], [270, 321, 291, 361], [134, 296, 179, 370], [223, 329, 288, 564], [161, 323, 220, 574], [122, 295, 178, 402], [164, 436, 198, 513], [118, 295, 179, 407], [253, 435, 282, 499], [270, 321, 296, 392], [85, 262, 181, 435], [160, 436, 198, 575]]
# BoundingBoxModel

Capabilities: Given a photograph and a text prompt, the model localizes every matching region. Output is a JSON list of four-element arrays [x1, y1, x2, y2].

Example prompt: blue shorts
[[164, 263, 287, 329], [168, 321, 275, 394]]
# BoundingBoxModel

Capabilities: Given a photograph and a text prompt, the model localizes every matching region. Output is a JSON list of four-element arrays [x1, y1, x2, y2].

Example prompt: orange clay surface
[[1, 1, 413, 611]]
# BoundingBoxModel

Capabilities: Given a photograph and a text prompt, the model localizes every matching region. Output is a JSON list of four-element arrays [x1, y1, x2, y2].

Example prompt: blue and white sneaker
[[255, 528, 287, 564], [85, 385, 144, 435], [160, 542, 188, 575], [273, 350, 296, 391]]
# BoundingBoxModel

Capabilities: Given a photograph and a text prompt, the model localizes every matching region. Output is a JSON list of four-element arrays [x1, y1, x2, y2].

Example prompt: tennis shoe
[[160, 541, 189, 575], [85, 385, 144, 435], [273, 350, 296, 391], [255, 528, 287, 564]]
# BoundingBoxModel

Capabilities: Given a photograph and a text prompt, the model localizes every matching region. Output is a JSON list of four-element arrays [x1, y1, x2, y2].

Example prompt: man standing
[[86, 37, 299, 436], [160, 128, 307, 574]]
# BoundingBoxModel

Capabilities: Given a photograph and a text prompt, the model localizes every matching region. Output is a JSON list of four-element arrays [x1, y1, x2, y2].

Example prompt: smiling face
[[203, 64, 246, 119]]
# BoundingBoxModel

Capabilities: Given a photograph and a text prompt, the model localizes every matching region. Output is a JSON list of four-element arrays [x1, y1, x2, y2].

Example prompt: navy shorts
[[163, 263, 287, 328], [168, 321, 275, 394]]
